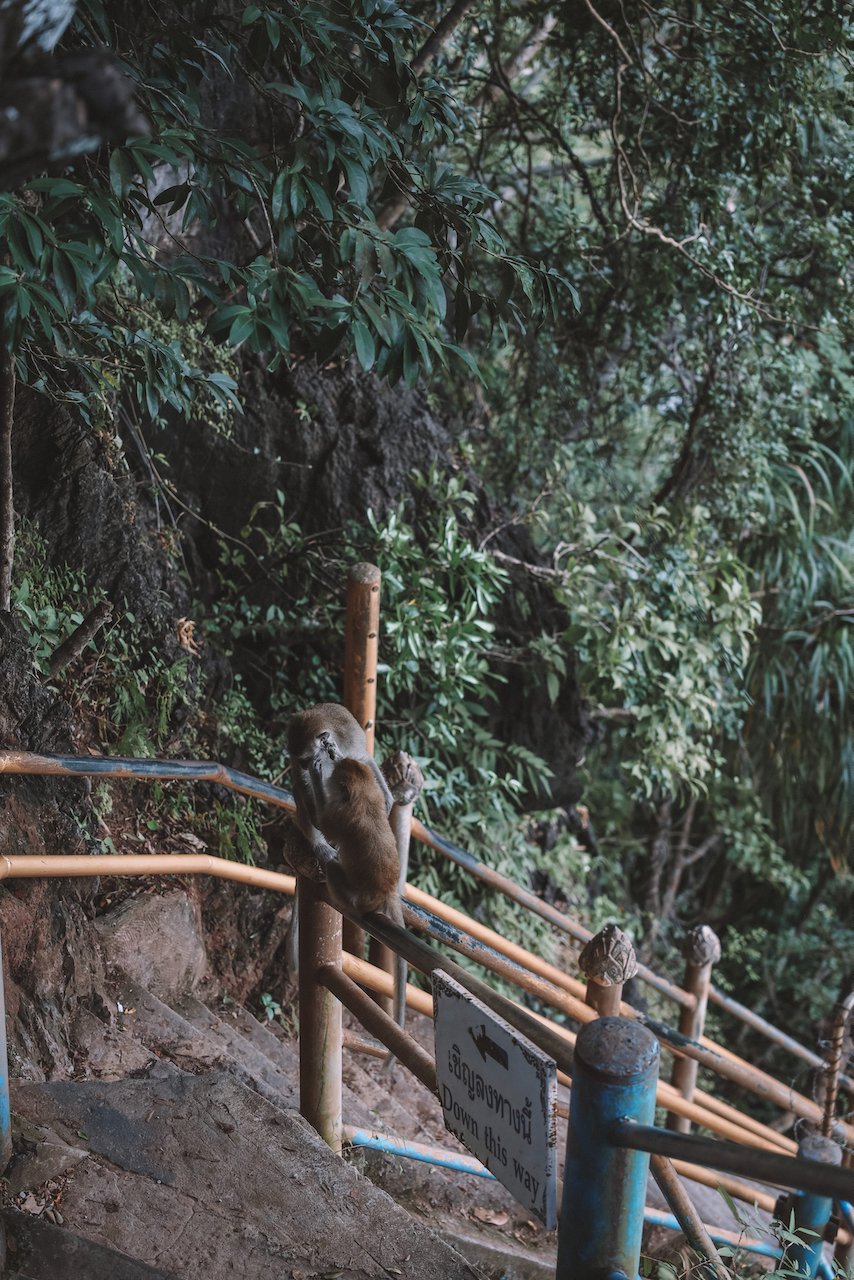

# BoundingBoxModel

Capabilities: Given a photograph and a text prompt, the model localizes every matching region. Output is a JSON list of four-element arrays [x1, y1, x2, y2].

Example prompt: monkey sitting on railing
[[287, 704, 406, 1042]]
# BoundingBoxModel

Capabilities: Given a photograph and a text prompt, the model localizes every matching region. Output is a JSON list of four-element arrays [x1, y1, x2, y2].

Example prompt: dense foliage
[[3, 0, 852, 1056]]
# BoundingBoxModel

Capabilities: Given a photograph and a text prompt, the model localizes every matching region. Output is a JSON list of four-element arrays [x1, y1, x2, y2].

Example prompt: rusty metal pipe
[[317, 963, 437, 1095], [404, 898, 839, 1144], [346, 934, 790, 1157], [404, 882, 588, 1001], [613, 1122, 854, 1201], [709, 985, 854, 1097], [410, 815, 695, 1010], [651, 1154, 733, 1280], [354, 910, 578, 1077], [341, 953, 433, 1016], [668, 1160, 777, 1214], [0, 749, 297, 811], [0, 852, 296, 892], [642, 1014, 854, 1145], [404, 890, 795, 1152], [342, 1031, 387, 1060]]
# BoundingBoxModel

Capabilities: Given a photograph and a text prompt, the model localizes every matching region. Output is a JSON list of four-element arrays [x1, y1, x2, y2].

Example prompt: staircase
[[1, 889, 561, 1280]]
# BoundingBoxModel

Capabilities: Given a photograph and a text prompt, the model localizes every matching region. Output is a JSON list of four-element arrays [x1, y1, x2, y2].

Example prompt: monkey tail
[[382, 897, 406, 1075]]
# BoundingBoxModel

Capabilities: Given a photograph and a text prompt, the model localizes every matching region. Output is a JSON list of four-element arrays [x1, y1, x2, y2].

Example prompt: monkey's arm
[[291, 751, 339, 876]]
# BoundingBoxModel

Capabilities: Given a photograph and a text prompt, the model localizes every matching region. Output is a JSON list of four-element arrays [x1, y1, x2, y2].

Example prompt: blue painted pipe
[[348, 1127, 804, 1269], [781, 1133, 842, 1279], [346, 1129, 497, 1179], [557, 1017, 660, 1280], [643, 1210, 780, 1262]]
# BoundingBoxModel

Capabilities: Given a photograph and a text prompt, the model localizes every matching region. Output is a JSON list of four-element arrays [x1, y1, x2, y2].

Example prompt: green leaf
[[109, 149, 134, 200], [353, 319, 375, 370]]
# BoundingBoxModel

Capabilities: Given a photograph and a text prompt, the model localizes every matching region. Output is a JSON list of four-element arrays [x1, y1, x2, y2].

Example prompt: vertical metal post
[[833, 1160, 854, 1273], [0, 932, 11, 1171], [371, 752, 424, 1016], [781, 1133, 841, 1279], [343, 562, 382, 960], [557, 1016, 660, 1279], [579, 924, 638, 1018], [668, 925, 721, 1132], [298, 876, 343, 1153]]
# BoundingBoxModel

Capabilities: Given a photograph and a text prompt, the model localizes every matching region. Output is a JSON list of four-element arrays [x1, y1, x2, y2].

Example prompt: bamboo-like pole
[[651, 1155, 733, 1280], [669, 926, 721, 1133], [299, 877, 343, 1152], [343, 562, 382, 960], [318, 963, 436, 1095], [579, 923, 638, 1017]]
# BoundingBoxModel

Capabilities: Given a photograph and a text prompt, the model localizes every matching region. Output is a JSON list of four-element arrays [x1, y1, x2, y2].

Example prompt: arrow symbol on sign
[[469, 1024, 509, 1069]]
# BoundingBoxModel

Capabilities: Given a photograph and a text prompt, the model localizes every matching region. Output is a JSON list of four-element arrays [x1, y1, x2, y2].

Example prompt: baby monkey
[[318, 757, 403, 924], [315, 756, 407, 1050]]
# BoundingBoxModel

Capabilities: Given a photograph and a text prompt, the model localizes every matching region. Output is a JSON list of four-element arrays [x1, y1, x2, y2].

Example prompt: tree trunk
[[0, 339, 16, 612]]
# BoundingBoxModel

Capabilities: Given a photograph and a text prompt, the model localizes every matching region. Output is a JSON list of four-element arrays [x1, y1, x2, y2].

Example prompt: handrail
[[0, 749, 297, 811], [1, 750, 848, 1104], [0, 852, 296, 893], [613, 1121, 854, 1201], [1, 845, 845, 1148], [410, 816, 696, 1010], [0, 843, 849, 1257], [402, 899, 854, 1144]]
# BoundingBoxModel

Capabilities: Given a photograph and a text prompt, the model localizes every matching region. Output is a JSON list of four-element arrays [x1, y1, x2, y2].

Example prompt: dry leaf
[[472, 1207, 510, 1227]]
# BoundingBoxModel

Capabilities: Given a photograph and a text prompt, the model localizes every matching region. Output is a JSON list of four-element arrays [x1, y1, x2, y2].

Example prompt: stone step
[[172, 995, 298, 1108], [10, 1070, 484, 1280], [2, 1208, 174, 1280]]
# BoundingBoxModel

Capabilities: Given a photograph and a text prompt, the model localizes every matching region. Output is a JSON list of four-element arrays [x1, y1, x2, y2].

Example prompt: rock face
[[157, 358, 459, 547], [12, 386, 183, 626], [0, 616, 107, 1082], [94, 891, 207, 1004], [10, 1070, 483, 1280]]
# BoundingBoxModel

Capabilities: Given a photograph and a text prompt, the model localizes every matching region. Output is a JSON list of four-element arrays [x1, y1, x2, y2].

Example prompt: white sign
[[433, 970, 557, 1229]]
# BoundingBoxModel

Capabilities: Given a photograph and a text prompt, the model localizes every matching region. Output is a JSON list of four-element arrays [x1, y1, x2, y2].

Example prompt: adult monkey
[[287, 703, 393, 871], [286, 704, 405, 1038]]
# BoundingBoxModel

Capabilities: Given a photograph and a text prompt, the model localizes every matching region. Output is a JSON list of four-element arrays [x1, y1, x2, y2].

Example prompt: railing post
[[371, 751, 424, 1017], [0, 932, 11, 1171], [579, 924, 638, 1018], [557, 1016, 659, 1279], [298, 876, 343, 1153], [668, 925, 721, 1132], [343, 562, 382, 960], [780, 1132, 841, 1279]]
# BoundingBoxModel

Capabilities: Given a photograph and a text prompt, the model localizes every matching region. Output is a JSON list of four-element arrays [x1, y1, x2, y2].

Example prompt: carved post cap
[[682, 924, 722, 968], [380, 751, 425, 806], [579, 923, 639, 987]]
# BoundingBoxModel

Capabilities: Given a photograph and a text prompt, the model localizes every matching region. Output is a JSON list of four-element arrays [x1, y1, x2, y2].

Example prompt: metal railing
[[2, 562, 853, 1278]]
